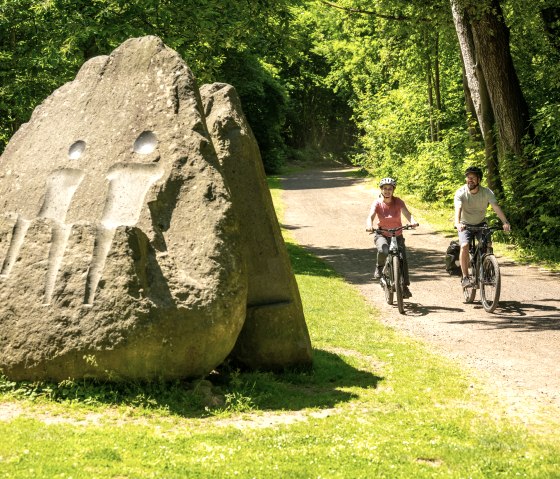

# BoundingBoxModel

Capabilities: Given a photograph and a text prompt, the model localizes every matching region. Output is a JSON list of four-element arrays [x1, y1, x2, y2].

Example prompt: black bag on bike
[[445, 240, 461, 276]]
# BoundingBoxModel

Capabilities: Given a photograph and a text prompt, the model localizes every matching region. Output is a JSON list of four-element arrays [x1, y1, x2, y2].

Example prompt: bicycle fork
[[380, 261, 389, 289], [469, 253, 486, 290]]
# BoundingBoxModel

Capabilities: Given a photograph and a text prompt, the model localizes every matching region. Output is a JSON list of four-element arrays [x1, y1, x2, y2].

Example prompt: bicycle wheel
[[480, 255, 501, 313], [462, 260, 476, 303], [383, 261, 393, 305], [393, 256, 404, 314]]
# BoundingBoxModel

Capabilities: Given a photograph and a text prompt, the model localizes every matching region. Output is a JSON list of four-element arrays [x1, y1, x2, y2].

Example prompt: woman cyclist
[[366, 177, 418, 298]]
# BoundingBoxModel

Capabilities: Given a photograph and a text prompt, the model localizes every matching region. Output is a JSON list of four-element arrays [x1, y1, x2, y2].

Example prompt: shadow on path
[[289, 241, 471, 285], [447, 304, 560, 331], [279, 169, 364, 191], [286, 238, 560, 331]]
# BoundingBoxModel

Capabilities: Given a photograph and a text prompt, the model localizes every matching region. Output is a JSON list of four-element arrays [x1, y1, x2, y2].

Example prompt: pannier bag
[[445, 240, 461, 275]]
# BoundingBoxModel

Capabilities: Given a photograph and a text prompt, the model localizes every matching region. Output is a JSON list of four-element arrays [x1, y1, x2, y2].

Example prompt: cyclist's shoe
[[461, 276, 472, 288], [373, 266, 382, 279], [402, 286, 412, 298]]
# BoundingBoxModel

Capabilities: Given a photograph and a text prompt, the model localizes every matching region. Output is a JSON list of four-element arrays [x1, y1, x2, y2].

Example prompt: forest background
[[1, 0, 559, 251]]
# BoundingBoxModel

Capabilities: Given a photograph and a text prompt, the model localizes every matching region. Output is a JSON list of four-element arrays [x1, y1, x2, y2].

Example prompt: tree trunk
[[427, 57, 436, 142], [425, 30, 441, 142], [452, 0, 538, 224], [450, 0, 500, 193], [461, 69, 479, 140], [434, 33, 441, 141], [468, 0, 534, 158], [541, 7, 560, 54], [434, 32, 442, 113]]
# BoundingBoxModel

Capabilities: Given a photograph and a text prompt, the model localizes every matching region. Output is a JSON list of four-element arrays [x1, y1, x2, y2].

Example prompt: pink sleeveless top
[[374, 197, 405, 236]]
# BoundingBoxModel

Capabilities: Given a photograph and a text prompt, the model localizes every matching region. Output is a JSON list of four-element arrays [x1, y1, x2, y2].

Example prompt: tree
[[450, 0, 540, 228], [450, 0, 500, 193], [540, 5, 560, 55], [466, 0, 534, 158]]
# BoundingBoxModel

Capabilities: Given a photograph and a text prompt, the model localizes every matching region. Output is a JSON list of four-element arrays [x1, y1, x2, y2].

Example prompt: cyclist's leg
[[458, 227, 475, 289], [458, 227, 471, 278], [375, 234, 389, 266]]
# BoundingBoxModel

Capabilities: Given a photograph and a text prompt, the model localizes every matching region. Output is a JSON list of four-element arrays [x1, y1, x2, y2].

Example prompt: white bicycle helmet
[[379, 177, 397, 188]]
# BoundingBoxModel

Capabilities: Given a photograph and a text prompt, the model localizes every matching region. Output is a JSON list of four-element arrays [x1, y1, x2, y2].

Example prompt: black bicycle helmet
[[464, 166, 483, 180], [379, 177, 397, 188]]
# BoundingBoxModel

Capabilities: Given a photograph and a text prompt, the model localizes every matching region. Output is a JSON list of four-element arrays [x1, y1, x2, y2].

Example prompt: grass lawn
[[0, 176, 558, 478]]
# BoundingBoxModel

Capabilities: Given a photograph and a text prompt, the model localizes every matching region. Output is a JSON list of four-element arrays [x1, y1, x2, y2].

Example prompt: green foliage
[[1, 0, 560, 243], [216, 51, 289, 173], [517, 103, 560, 245], [505, 0, 560, 108], [401, 134, 467, 203], [305, 0, 469, 193], [0, 0, 299, 165], [281, 6, 357, 156], [304, 0, 560, 246], [354, 84, 432, 170]]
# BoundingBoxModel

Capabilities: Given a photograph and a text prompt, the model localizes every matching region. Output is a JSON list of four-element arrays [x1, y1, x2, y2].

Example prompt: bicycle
[[461, 224, 502, 313], [372, 224, 417, 314]]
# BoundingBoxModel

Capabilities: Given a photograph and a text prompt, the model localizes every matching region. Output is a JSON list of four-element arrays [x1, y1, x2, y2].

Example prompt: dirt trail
[[281, 166, 560, 420]]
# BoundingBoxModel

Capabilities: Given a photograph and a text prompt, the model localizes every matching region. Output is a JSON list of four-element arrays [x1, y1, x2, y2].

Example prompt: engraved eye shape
[[133, 131, 158, 154], [68, 140, 86, 160]]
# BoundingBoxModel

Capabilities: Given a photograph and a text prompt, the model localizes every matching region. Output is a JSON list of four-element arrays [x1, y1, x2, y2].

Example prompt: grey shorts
[[458, 223, 485, 246]]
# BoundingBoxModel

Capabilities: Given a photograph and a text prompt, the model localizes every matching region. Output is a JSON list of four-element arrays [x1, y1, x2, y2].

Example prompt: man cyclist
[[454, 166, 511, 288], [366, 177, 418, 298]]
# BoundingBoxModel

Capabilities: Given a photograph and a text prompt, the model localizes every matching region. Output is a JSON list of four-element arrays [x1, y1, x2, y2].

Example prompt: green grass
[[0, 178, 559, 478]]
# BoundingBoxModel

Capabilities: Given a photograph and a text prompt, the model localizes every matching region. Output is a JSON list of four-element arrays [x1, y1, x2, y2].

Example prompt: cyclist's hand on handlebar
[[409, 223, 419, 229], [455, 223, 465, 232], [503, 223, 511, 232], [366, 227, 373, 234]]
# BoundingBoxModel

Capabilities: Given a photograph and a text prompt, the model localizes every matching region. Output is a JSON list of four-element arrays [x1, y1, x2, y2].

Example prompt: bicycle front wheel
[[480, 255, 501, 313], [393, 256, 404, 314]]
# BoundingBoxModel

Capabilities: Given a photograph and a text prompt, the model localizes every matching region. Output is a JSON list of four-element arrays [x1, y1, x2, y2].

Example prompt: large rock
[[0, 36, 248, 381], [200, 83, 312, 369]]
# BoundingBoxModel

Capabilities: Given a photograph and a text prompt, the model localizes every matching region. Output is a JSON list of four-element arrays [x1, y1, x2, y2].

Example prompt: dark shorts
[[458, 222, 486, 246]]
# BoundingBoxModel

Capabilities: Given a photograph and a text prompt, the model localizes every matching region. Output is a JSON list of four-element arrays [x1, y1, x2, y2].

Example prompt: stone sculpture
[[0, 36, 311, 382]]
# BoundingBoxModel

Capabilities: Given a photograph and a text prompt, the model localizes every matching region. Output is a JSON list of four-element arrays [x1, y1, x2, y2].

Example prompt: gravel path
[[281, 166, 560, 421]]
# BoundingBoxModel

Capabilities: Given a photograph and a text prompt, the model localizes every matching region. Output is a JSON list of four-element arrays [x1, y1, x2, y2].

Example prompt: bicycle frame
[[466, 225, 497, 286], [463, 224, 502, 312]]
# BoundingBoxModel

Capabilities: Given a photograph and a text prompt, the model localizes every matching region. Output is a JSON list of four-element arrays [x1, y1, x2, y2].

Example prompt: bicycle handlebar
[[371, 224, 418, 235], [462, 225, 503, 233]]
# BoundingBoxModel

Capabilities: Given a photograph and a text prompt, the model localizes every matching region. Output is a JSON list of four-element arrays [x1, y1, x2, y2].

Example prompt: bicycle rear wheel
[[480, 255, 501, 313]]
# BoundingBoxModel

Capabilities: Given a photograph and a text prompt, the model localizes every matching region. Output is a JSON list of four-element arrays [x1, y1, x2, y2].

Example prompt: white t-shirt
[[454, 185, 497, 225]]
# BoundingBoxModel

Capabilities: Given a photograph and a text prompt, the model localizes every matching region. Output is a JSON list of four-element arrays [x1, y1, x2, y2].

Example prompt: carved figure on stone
[[0, 36, 246, 381]]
